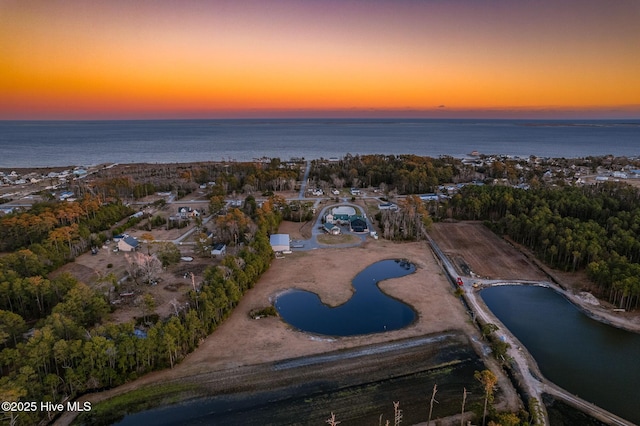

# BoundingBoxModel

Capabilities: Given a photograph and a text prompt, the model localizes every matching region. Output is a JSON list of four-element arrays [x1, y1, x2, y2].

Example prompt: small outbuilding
[[378, 203, 398, 210], [117, 236, 139, 252], [270, 234, 290, 252], [211, 243, 227, 257]]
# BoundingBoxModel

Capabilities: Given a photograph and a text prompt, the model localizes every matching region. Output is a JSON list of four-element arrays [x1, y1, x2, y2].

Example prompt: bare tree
[[325, 412, 341, 426], [393, 401, 402, 426], [428, 384, 438, 425], [125, 252, 163, 285], [460, 387, 467, 426]]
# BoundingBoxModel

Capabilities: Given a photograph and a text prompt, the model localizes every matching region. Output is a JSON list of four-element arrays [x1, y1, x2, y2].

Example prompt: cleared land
[[429, 221, 548, 281], [52, 238, 213, 321]]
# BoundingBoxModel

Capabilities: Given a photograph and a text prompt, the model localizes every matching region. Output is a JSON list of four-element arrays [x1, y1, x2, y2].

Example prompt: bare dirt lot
[[429, 221, 548, 281]]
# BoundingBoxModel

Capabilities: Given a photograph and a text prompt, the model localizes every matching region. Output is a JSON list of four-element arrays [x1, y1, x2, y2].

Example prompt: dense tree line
[[446, 182, 640, 310], [376, 195, 433, 240], [84, 159, 302, 201], [309, 154, 470, 194], [0, 198, 134, 271], [0, 196, 281, 425]]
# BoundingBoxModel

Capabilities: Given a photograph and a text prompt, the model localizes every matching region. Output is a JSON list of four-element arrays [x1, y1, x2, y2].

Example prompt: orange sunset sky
[[1, 0, 639, 119]]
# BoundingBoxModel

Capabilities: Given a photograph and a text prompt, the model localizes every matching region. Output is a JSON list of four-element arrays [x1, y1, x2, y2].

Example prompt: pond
[[274, 259, 417, 336], [481, 285, 640, 425]]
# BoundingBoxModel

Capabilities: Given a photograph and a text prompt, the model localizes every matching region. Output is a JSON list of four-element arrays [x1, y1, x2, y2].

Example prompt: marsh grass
[[73, 383, 200, 426]]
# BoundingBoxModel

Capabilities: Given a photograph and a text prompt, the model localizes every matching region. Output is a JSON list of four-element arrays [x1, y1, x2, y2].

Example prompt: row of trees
[[310, 154, 466, 194], [0, 196, 282, 425], [83, 159, 302, 201], [0, 197, 133, 253], [445, 182, 640, 310]]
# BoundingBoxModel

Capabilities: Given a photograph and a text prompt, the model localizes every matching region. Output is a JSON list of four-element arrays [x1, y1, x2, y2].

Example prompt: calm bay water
[[1, 119, 639, 168], [481, 285, 640, 424]]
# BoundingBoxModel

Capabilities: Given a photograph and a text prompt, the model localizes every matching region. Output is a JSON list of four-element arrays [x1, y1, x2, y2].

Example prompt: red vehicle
[[456, 277, 464, 286]]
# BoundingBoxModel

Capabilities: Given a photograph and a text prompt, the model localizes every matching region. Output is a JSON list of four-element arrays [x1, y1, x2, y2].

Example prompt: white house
[[419, 194, 439, 201], [177, 207, 201, 219], [612, 171, 628, 179]]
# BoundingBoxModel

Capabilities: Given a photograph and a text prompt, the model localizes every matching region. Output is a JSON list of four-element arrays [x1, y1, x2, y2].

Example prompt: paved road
[[298, 160, 311, 199]]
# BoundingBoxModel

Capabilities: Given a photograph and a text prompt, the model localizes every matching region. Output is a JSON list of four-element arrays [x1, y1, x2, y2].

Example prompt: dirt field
[[429, 222, 549, 281], [170, 239, 477, 372]]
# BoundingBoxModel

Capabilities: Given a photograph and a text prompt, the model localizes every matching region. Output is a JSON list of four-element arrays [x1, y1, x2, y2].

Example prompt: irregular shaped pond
[[275, 259, 416, 336]]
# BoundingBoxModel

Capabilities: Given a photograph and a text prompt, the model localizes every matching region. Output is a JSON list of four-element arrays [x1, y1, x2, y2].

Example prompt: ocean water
[[0, 119, 639, 168]]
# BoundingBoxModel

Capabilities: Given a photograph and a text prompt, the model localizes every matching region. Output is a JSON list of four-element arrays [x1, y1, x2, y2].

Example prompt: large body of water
[[1, 119, 639, 168], [481, 285, 640, 425]]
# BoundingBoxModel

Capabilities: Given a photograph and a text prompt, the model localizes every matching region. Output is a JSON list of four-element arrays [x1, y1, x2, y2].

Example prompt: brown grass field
[[428, 221, 549, 281]]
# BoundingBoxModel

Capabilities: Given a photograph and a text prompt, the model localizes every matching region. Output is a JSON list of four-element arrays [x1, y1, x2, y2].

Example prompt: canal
[[481, 285, 640, 425]]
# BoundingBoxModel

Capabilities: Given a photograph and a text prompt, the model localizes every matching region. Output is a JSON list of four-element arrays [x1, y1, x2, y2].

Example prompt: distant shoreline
[[2, 119, 639, 168], [2, 150, 640, 174]]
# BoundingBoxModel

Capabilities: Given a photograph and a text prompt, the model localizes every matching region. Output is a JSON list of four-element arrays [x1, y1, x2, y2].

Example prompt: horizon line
[[2, 105, 640, 121], [2, 116, 640, 122]]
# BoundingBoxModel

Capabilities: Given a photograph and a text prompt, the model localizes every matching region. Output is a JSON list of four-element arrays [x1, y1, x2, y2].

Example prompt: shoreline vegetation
[[1, 155, 639, 425]]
